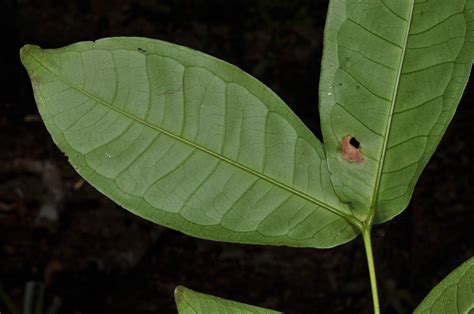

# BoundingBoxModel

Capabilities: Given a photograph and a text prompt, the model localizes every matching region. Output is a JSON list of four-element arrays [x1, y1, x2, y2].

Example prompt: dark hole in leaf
[[349, 137, 360, 149]]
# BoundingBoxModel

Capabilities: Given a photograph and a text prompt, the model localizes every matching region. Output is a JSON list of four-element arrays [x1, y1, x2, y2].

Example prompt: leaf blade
[[414, 257, 474, 314], [174, 286, 281, 314], [319, 0, 474, 222], [20, 37, 359, 248]]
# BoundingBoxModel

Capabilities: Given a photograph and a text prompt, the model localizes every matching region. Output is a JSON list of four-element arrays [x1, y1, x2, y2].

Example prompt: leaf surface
[[414, 257, 474, 314], [319, 0, 474, 222], [20, 37, 359, 248], [174, 286, 281, 314]]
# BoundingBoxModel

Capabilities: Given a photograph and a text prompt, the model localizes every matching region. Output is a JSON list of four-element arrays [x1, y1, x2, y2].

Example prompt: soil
[[1, 1, 473, 313]]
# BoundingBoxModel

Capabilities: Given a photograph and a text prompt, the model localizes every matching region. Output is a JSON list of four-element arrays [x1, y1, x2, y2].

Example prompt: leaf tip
[[174, 285, 188, 304], [19, 44, 42, 64], [20, 44, 44, 92]]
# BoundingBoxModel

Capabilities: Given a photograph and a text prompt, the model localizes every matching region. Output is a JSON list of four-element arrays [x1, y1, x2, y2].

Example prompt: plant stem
[[362, 226, 380, 314]]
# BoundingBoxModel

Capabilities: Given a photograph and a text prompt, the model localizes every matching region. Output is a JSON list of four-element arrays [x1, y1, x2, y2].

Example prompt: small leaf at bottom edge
[[174, 286, 282, 314], [414, 256, 474, 314]]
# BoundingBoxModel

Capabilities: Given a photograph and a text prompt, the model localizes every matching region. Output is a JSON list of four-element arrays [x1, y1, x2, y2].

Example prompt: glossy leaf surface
[[414, 257, 474, 314], [174, 286, 281, 314], [319, 0, 474, 222], [20, 37, 358, 248]]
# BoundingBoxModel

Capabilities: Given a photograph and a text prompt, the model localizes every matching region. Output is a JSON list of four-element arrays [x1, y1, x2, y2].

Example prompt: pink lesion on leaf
[[341, 135, 364, 163]]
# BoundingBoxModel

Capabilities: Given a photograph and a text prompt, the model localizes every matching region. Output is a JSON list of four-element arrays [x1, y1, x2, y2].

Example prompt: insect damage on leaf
[[341, 136, 364, 163]]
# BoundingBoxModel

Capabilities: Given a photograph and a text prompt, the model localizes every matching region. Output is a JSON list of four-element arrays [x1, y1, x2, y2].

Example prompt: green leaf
[[20, 37, 360, 248], [319, 0, 474, 222], [414, 257, 474, 314], [174, 286, 281, 314]]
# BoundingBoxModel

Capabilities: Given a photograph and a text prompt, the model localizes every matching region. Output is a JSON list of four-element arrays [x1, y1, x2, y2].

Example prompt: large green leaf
[[20, 37, 360, 248], [414, 257, 474, 313], [319, 0, 474, 222], [174, 286, 281, 314]]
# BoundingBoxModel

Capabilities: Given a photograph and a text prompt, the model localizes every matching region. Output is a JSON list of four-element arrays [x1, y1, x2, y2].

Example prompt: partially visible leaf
[[174, 286, 281, 314], [414, 257, 474, 314], [319, 0, 474, 222], [20, 37, 360, 248]]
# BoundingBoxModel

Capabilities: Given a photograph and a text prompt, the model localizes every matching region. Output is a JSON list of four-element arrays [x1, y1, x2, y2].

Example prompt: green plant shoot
[[20, 0, 474, 312]]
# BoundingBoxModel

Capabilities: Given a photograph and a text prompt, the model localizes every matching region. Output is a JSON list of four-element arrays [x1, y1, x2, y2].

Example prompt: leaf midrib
[[369, 1, 415, 221], [28, 50, 362, 228]]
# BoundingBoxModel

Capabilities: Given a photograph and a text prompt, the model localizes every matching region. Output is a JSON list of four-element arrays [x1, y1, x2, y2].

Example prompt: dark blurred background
[[0, 1, 472, 313]]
